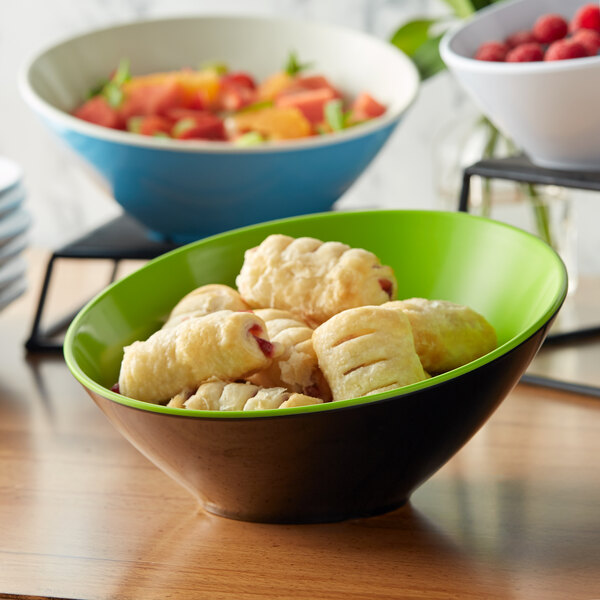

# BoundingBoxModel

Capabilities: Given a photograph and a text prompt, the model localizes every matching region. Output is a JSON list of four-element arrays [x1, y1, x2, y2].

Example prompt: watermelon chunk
[[275, 87, 338, 124], [73, 96, 123, 129], [351, 92, 386, 121]]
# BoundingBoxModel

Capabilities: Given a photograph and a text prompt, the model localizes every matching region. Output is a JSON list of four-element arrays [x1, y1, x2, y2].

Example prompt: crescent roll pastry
[[163, 284, 249, 329], [118, 310, 278, 404], [384, 298, 497, 374], [249, 308, 331, 400], [166, 380, 322, 411], [313, 306, 428, 402], [235, 234, 397, 325]]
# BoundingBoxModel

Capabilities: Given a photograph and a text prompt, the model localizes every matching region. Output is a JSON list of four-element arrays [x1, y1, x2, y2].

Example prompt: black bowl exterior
[[87, 323, 550, 524]]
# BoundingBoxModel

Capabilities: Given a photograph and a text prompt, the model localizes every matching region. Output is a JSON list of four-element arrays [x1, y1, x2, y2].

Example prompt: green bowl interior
[[64, 210, 567, 418]]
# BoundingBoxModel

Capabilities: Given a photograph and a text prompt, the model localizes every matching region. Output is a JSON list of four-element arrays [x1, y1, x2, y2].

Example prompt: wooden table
[[1, 250, 599, 600]]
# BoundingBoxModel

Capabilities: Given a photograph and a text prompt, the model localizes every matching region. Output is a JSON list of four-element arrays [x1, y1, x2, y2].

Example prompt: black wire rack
[[458, 154, 600, 397], [25, 214, 179, 352]]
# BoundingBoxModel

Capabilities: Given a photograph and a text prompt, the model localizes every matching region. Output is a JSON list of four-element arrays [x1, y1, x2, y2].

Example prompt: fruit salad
[[73, 52, 386, 145], [474, 2, 600, 63]]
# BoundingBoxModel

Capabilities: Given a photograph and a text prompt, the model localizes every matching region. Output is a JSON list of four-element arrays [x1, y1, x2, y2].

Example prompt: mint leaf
[[236, 100, 274, 114], [324, 99, 345, 131], [284, 51, 313, 76], [112, 58, 131, 86], [126, 116, 143, 133], [234, 131, 264, 147], [201, 61, 229, 75], [103, 82, 124, 108], [86, 78, 109, 99], [172, 118, 197, 138]]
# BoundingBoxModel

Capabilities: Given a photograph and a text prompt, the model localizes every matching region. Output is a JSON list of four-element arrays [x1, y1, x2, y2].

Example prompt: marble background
[[2, 0, 599, 275]]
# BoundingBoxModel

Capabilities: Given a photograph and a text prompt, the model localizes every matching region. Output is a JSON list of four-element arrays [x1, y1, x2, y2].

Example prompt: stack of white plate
[[0, 156, 31, 313]]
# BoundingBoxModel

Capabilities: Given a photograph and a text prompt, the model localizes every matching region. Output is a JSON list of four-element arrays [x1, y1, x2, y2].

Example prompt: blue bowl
[[20, 16, 419, 243]]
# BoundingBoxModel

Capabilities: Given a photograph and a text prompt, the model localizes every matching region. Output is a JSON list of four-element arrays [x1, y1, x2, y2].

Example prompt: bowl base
[[200, 497, 410, 525]]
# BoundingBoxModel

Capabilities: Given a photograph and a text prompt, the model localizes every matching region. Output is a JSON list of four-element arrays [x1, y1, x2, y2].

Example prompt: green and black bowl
[[64, 210, 567, 523]]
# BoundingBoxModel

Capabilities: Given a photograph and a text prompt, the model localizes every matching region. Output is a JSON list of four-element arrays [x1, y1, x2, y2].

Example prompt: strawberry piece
[[165, 108, 212, 121], [474, 41, 509, 61], [505, 30, 536, 48], [221, 72, 256, 90], [248, 324, 275, 357], [506, 42, 545, 62], [571, 28, 600, 55], [171, 113, 226, 140], [545, 39, 588, 61], [533, 14, 569, 44], [74, 96, 123, 129], [138, 115, 172, 136], [217, 80, 257, 111], [570, 3, 600, 33], [276, 87, 338, 124], [378, 278, 393, 298]]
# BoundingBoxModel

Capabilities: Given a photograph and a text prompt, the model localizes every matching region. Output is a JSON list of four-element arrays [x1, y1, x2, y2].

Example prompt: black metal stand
[[25, 214, 179, 353], [458, 154, 600, 396]]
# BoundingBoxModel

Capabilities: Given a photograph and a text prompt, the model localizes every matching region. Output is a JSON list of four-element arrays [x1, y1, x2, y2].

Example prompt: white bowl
[[440, 0, 600, 171]]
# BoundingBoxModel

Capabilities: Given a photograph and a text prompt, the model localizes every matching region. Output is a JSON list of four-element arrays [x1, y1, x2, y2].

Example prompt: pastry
[[118, 310, 278, 403], [166, 380, 322, 411], [236, 234, 397, 325], [249, 308, 331, 400], [163, 284, 249, 329], [312, 305, 428, 402], [384, 298, 497, 374]]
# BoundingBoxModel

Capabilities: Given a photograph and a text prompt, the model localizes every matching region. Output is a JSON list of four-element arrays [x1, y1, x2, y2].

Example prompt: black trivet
[[459, 154, 600, 397], [25, 214, 179, 353]]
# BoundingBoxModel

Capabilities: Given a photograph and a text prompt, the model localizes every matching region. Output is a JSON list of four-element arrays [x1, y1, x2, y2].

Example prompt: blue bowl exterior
[[47, 117, 400, 242]]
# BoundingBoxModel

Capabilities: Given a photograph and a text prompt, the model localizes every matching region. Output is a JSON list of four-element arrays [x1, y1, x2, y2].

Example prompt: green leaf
[[86, 78, 109, 99], [439, 0, 476, 18], [324, 99, 345, 131], [172, 118, 196, 137], [470, 0, 498, 12], [200, 61, 229, 75], [412, 33, 447, 80], [112, 58, 131, 86], [284, 51, 313, 76], [103, 82, 124, 108], [126, 116, 144, 133], [234, 131, 265, 147], [236, 100, 274, 114], [389, 19, 438, 57]]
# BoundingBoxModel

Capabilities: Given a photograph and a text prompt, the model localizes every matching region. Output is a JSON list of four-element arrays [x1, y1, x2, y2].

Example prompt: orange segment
[[233, 106, 311, 140], [123, 70, 221, 106], [257, 72, 294, 101]]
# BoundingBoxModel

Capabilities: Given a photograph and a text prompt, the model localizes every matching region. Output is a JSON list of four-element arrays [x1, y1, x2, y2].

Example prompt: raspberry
[[533, 13, 569, 43], [570, 3, 600, 33], [545, 39, 588, 61], [505, 30, 536, 48], [474, 41, 509, 61], [506, 42, 545, 62], [571, 28, 600, 55]]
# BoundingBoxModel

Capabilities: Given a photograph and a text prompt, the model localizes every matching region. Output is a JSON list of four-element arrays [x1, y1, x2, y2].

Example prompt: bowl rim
[[18, 13, 420, 155], [63, 209, 568, 419], [440, 0, 600, 75]]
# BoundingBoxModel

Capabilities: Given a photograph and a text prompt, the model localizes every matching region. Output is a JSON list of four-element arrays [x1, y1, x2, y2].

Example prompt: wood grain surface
[[0, 250, 599, 600]]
